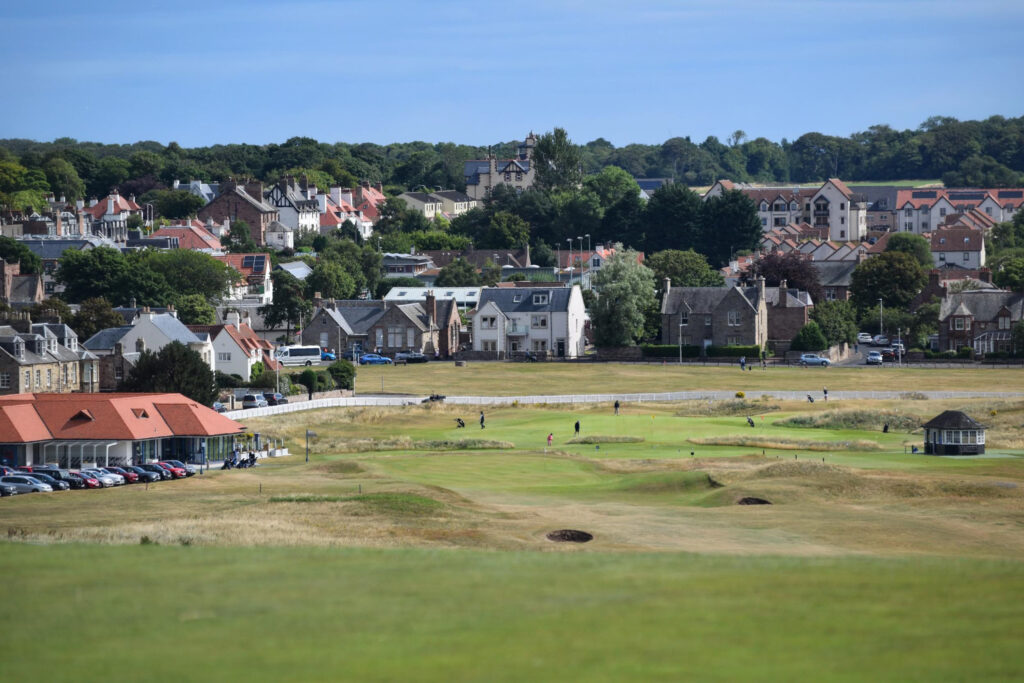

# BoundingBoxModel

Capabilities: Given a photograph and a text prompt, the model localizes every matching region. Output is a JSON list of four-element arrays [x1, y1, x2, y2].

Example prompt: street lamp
[[566, 238, 573, 283], [678, 320, 684, 364], [576, 236, 584, 288], [878, 298, 884, 337], [305, 429, 317, 463]]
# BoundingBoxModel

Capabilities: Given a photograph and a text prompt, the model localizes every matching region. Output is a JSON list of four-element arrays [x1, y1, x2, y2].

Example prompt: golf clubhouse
[[922, 410, 986, 455], [0, 393, 246, 468]]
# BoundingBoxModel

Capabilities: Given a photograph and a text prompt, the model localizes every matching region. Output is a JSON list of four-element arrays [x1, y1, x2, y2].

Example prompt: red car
[[70, 472, 101, 489], [105, 466, 139, 483], [156, 462, 187, 479]]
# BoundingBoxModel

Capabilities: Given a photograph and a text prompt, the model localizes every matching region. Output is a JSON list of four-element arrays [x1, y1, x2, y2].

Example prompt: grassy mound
[[314, 437, 514, 453], [270, 492, 447, 516], [611, 470, 718, 494], [688, 435, 882, 451], [675, 399, 781, 417], [324, 460, 365, 474], [566, 435, 645, 444], [776, 410, 921, 432]]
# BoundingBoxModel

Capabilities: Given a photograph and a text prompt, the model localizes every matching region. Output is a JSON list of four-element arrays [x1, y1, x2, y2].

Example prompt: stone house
[[938, 290, 1024, 354], [463, 133, 537, 200], [765, 281, 814, 349], [197, 181, 279, 246], [397, 192, 444, 220], [660, 278, 768, 351], [0, 316, 98, 395], [0, 260, 44, 309]]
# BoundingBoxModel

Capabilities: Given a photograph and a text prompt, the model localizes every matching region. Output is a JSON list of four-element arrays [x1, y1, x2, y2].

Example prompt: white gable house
[[471, 286, 586, 358]]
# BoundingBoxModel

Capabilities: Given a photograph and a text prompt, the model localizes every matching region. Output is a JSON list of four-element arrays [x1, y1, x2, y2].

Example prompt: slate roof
[[764, 287, 813, 308], [478, 287, 574, 314], [227, 185, 276, 213], [82, 326, 132, 351], [922, 410, 985, 430], [19, 237, 108, 261], [938, 290, 1024, 322], [811, 260, 859, 287], [276, 261, 313, 280], [430, 190, 474, 203], [661, 286, 761, 316]]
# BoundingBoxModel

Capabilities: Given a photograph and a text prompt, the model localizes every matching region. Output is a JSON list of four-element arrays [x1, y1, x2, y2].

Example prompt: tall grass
[[777, 410, 921, 432], [689, 435, 882, 451]]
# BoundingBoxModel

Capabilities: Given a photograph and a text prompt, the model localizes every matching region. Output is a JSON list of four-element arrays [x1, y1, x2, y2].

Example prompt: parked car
[[213, 401, 227, 413], [94, 468, 126, 485], [359, 353, 393, 365], [799, 354, 831, 367], [155, 462, 187, 479], [857, 332, 874, 344], [161, 460, 197, 476], [20, 471, 69, 491], [872, 335, 890, 346], [891, 341, 905, 353], [139, 464, 173, 480], [35, 468, 88, 489], [866, 351, 883, 365], [881, 347, 904, 362], [0, 475, 53, 493], [105, 466, 139, 483], [0, 483, 17, 496], [242, 394, 268, 409], [69, 472, 100, 489], [82, 469, 120, 487], [341, 348, 361, 361], [125, 466, 161, 483], [321, 348, 336, 361], [0, 465, 20, 476], [395, 350, 428, 363], [263, 393, 289, 406]]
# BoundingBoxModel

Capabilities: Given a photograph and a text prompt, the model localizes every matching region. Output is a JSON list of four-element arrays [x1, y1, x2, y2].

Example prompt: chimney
[[107, 195, 115, 215], [173, 180, 181, 190], [227, 309, 241, 330], [245, 181, 264, 200], [928, 271, 941, 288], [779, 279, 788, 308], [341, 188, 353, 206], [758, 276, 766, 302], [135, 338, 146, 353], [114, 342, 124, 356], [313, 291, 323, 309], [979, 268, 992, 284], [425, 290, 436, 329], [167, 304, 177, 318], [375, 182, 383, 193], [663, 277, 671, 296]]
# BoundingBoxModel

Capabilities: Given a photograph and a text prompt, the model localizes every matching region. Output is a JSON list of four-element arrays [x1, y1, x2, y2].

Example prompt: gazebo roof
[[922, 410, 985, 430]]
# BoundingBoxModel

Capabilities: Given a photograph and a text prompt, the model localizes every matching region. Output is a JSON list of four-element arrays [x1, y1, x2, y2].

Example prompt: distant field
[[3, 392, 1022, 681], [345, 362, 1024, 396]]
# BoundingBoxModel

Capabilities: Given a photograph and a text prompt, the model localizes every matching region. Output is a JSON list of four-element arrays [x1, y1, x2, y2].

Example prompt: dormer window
[[533, 294, 549, 305]]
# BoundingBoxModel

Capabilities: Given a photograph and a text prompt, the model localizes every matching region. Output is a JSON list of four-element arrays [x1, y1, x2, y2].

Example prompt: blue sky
[[2, 0, 1022, 148]]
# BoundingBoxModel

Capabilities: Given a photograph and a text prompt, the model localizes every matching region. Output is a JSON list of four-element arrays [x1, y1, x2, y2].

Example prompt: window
[[790, 202, 798, 211], [840, 216, 845, 224], [532, 294, 548, 305], [727, 335, 740, 345], [531, 315, 548, 328], [904, 222, 913, 231], [375, 328, 384, 349], [999, 316, 1010, 330], [516, 172, 522, 181], [985, 207, 992, 215], [35, 370, 41, 389], [922, 222, 929, 230], [905, 208, 912, 216], [761, 218, 767, 227], [387, 326, 402, 348], [218, 352, 231, 362], [482, 340, 496, 352], [760, 202, 768, 211], [680, 312, 688, 325], [825, 288, 836, 301], [115, 366, 123, 381], [773, 216, 787, 226], [509, 340, 519, 352], [727, 310, 740, 326], [532, 339, 548, 352], [840, 230, 846, 239], [481, 316, 497, 329], [773, 202, 785, 212], [939, 208, 947, 217], [0, 372, 9, 389], [504, 173, 511, 182], [407, 328, 415, 348], [939, 253, 946, 261], [954, 318, 963, 330], [840, 203, 845, 210], [24, 371, 30, 388], [682, 336, 692, 345], [705, 315, 712, 326]]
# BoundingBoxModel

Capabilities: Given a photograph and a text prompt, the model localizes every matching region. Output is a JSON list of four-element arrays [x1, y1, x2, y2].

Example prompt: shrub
[[705, 345, 760, 358], [250, 361, 264, 378], [297, 368, 317, 393], [956, 346, 974, 359], [326, 360, 355, 390], [315, 370, 332, 391], [215, 371, 243, 389], [735, 391, 745, 398], [790, 321, 828, 351]]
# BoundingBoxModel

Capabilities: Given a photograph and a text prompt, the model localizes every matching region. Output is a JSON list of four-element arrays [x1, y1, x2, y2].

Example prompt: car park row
[[0, 460, 200, 497]]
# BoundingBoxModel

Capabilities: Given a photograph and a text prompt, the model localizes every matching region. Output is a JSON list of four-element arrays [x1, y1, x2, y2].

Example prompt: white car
[[857, 333, 873, 344], [82, 469, 119, 487], [799, 354, 831, 367], [0, 475, 53, 493], [866, 351, 883, 365]]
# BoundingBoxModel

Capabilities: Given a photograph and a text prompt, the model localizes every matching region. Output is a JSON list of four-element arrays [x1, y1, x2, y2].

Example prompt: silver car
[[95, 468, 126, 485], [0, 475, 53, 493], [82, 469, 119, 487]]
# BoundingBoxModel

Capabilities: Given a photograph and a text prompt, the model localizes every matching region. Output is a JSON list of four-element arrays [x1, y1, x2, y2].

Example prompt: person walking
[[739, 355, 746, 371], [823, 386, 828, 402], [574, 420, 580, 436], [479, 411, 485, 429], [614, 400, 620, 415], [547, 433, 553, 448]]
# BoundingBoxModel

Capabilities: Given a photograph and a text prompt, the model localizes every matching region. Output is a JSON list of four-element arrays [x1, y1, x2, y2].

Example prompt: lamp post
[[878, 298, 884, 337], [305, 429, 316, 463], [576, 236, 584, 289], [566, 238, 573, 284], [678, 320, 684, 364]]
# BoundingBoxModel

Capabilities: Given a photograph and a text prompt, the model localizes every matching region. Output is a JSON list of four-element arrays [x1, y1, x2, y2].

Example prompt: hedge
[[641, 344, 700, 358], [706, 345, 761, 358]]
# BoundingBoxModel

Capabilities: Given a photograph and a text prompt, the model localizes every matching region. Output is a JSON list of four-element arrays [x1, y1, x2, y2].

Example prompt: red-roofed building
[[188, 310, 280, 382], [931, 228, 986, 268], [351, 182, 387, 221], [896, 188, 1024, 235], [0, 392, 245, 468], [151, 222, 224, 251], [80, 191, 142, 242], [212, 253, 273, 304]]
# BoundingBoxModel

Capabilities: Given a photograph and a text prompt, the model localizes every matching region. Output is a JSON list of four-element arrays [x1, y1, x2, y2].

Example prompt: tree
[[174, 294, 217, 325], [590, 245, 655, 347], [640, 183, 703, 252], [0, 236, 42, 274], [56, 246, 172, 306], [884, 232, 932, 269], [850, 251, 927, 311], [700, 190, 762, 267], [126, 214, 145, 231], [434, 258, 481, 287], [1012, 320, 1024, 357], [259, 270, 310, 339], [810, 300, 858, 346], [30, 298, 73, 322], [480, 258, 501, 287], [152, 189, 206, 219], [375, 275, 423, 299], [751, 251, 823, 304], [41, 157, 85, 200], [790, 321, 828, 351], [306, 260, 357, 300], [532, 127, 583, 191], [71, 298, 126, 341], [122, 341, 218, 406], [140, 249, 240, 301], [993, 257, 1024, 292], [223, 219, 258, 253], [481, 211, 530, 249], [646, 249, 725, 288], [583, 166, 640, 211]]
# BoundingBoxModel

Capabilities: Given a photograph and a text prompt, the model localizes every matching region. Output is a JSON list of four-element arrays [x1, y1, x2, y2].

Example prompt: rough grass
[[312, 436, 514, 453], [675, 398, 781, 416], [688, 435, 883, 451], [566, 435, 644, 444], [777, 410, 922, 432]]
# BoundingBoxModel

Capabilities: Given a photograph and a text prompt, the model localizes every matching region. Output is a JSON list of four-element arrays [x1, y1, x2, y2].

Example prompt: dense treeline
[[1, 115, 1023, 217]]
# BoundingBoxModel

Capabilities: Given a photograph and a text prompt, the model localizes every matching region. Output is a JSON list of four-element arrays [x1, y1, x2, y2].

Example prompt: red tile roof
[[931, 228, 984, 252], [0, 393, 245, 443], [151, 224, 223, 251], [827, 178, 854, 199], [83, 193, 142, 220]]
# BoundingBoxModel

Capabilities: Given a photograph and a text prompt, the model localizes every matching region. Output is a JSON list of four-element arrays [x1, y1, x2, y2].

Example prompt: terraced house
[[0, 316, 99, 395], [660, 277, 768, 352]]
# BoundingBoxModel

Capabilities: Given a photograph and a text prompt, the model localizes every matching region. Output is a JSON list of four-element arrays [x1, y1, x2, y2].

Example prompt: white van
[[275, 345, 322, 366]]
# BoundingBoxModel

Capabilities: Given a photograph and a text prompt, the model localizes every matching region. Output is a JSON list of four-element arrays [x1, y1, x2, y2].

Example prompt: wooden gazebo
[[922, 410, 986, 455]]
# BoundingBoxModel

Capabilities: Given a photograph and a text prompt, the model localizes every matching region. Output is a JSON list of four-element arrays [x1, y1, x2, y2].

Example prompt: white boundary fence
[[226, 390, 1024, 419]]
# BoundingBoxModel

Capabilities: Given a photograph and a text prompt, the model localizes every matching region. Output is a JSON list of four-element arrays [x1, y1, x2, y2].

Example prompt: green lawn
[[1, 544, 1021, 683]]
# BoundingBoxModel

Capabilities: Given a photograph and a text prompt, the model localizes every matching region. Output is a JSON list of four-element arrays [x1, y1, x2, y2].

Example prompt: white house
[[931, 229, 986, 269], [213, 253, 274, 305], [188, 311, 280, 382], [264, 177, 320, 237], [809, 179, 867, 242], [471, 286, 586, 358], [397, 192, 444, 220], [82, 310, 216, 371]]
